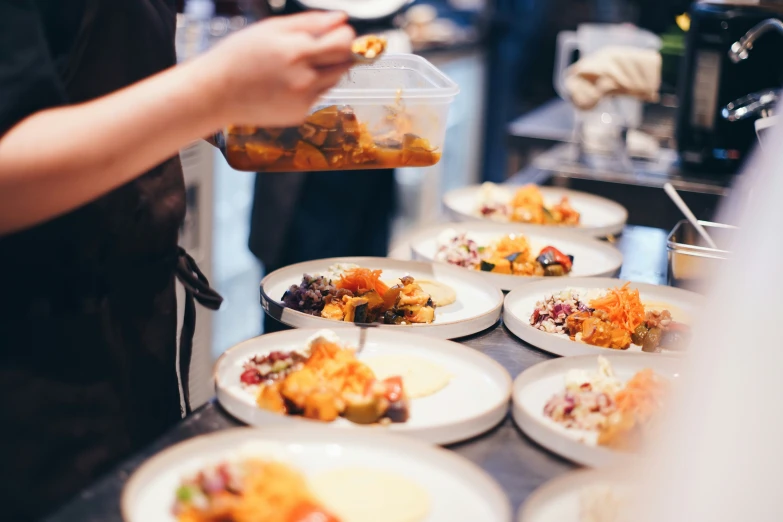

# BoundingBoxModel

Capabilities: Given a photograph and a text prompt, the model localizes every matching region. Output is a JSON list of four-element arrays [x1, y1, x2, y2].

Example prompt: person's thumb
[[273, 11, 348, 37]]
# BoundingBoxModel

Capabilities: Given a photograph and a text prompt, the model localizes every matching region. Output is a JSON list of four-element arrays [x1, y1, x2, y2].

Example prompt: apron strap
[[175, 247, 223, 415], [62, 0, 100, 87]]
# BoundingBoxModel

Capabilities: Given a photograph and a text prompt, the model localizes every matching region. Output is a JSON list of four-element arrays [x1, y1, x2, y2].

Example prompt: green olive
[[642, 327, 663, 353], [544, 264, 565, 277], [631, 324, 649, 346]]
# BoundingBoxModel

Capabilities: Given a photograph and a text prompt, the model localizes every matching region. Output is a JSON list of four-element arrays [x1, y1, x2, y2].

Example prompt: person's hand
[[200, 11, 355, 128]]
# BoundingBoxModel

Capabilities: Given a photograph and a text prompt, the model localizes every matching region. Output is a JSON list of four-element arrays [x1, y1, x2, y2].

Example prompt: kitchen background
[[177, 0, 712, 406]]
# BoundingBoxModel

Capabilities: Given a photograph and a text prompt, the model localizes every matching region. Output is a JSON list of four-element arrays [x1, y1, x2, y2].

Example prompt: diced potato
[[245, 141, 285, 167], [303, 389, 342, 422], [227, 125, 257, 136], [321, 302, 345, 321], [489, 258, 512, 274], [293, 141, 329, 170], [299, 123, 329, 147], [306, 105, 340, 129], [374, 148, 404, 167], [256, 383, 287, 414]]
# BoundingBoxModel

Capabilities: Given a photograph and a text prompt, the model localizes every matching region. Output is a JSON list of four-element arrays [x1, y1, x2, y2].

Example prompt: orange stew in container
[[223, 105, 442, 172]]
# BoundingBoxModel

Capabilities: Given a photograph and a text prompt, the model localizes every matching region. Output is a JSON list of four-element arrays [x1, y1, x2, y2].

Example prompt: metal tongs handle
[[722, 89, 778, 122]]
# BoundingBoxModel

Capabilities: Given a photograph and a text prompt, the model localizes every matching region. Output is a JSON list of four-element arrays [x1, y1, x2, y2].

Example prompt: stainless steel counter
[[46, 225, 668, 522]]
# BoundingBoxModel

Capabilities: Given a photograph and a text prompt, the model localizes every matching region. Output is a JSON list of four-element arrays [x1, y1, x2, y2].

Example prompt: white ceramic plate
[[518, 468, 630, 522], [295, 0, 410, 20], [443, 185, 628, 238], [215, 328, 512, 445], [261, 257, 504, 339], [409, 222, 623, 291], [511, 354, 681, 468], [122, 427, 512, 522], [504, 277, 703, 357]]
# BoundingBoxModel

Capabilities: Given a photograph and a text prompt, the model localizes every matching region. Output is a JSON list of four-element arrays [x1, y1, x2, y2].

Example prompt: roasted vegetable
[[536, 246, 574, 273], [321, 301, 345, 321], [632, 324, 649, 346], [306, 105, 340, 128], [340, 107, 361, 142], [256, 383, 287, 414], [383, 377, 404, 402], [542, 264, 565, 277], [343, 395, 386, 425], [299, 123, 329, 147], [385, 400, 410, 423], [642, 327, 663, 353], [293, 141, 329, 170], [245, 141, 285, 167], [352, 299, 370, 323], [660, 322, 690, 351], [343, 297, 369, 323], [302, 389, 342, 422], [401, 133, 435, 166], [480, 260, 496, 272]]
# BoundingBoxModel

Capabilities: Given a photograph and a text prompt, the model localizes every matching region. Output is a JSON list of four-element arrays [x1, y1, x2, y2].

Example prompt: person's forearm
[[0, 59, 226, 235]]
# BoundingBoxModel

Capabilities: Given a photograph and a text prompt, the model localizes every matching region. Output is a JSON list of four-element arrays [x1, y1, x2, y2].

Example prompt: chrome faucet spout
[[728, 18, 783, 63]]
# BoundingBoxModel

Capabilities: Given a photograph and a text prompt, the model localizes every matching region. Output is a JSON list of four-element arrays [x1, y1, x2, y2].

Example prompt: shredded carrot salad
[[588, 283, 646, 334], [335, 267, 390, 296], [614, 368, 668, 422]]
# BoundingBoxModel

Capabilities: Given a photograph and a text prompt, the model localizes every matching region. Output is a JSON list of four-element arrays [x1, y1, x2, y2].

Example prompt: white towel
[[564, 46, 662, 111]]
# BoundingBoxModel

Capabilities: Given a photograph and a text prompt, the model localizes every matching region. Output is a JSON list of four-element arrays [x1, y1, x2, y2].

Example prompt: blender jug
[[555, 24, 662, 132]]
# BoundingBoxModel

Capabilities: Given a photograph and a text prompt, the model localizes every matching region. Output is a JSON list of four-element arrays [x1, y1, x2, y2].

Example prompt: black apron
[[0, 2, 221, 520]]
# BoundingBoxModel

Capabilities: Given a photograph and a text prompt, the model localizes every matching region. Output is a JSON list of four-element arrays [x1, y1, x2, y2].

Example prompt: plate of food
[[503, 278, 700, 357], [518, 468, 636, 522], [512, 354, 679, 468], [409, 222, 623, 291], [122, 427, 512, 522], [215, 328, 512, 445], [443, 183, 628, 238], [261, 257, 504, 339]]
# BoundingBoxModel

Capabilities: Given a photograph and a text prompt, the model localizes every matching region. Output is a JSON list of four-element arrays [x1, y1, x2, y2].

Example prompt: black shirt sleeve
[[0, 0, 68, 135]]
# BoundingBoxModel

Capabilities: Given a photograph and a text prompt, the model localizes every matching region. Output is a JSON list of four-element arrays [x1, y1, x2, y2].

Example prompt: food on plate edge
[[282, 265, 441, 325], [530, 283, 691, 351], [475, 183, 581, 225], [543, 357, 669, 451], [436, 229, 574, 277]]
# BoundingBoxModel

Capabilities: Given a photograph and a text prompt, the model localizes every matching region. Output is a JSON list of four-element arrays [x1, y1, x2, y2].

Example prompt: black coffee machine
[[677, 1, 783, 174]]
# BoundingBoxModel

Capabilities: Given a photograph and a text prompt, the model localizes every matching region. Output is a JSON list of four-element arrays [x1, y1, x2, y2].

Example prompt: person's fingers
[[304, 25, 356, 67], [310, 61, 354, 95], [272, 11, 348, 37]]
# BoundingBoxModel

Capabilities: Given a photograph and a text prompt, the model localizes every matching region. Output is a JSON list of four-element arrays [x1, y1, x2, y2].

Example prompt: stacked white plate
[[215, 328, 512, 445], [409, 222, 623, 291], [503, 277, 703, 357], [261, 257, 504, 339], [122, 427, 513, 522], [443, 185, 628, 238], [511, 354, 681, 468], [518, 468, 629, 522]]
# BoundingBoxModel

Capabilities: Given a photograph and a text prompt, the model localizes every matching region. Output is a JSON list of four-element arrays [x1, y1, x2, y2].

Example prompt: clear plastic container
[[220, 54, 460, 172]]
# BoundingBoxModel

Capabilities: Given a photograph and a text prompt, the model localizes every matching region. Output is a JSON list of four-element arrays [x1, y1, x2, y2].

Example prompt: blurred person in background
[[0, 2, 353, 518], [248, 1, 402, 334]]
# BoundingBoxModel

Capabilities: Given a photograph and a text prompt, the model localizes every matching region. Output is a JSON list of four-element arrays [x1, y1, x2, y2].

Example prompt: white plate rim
[[408, 221, 624, 291], [503, 277, 703, 358], [511, 353, 681, 468], [121, 426, 514, 522], [213, 328, 512, 445], [517, 468, 626, 522], [442, 185, 628, 238], [261, 256, 504, 339]]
